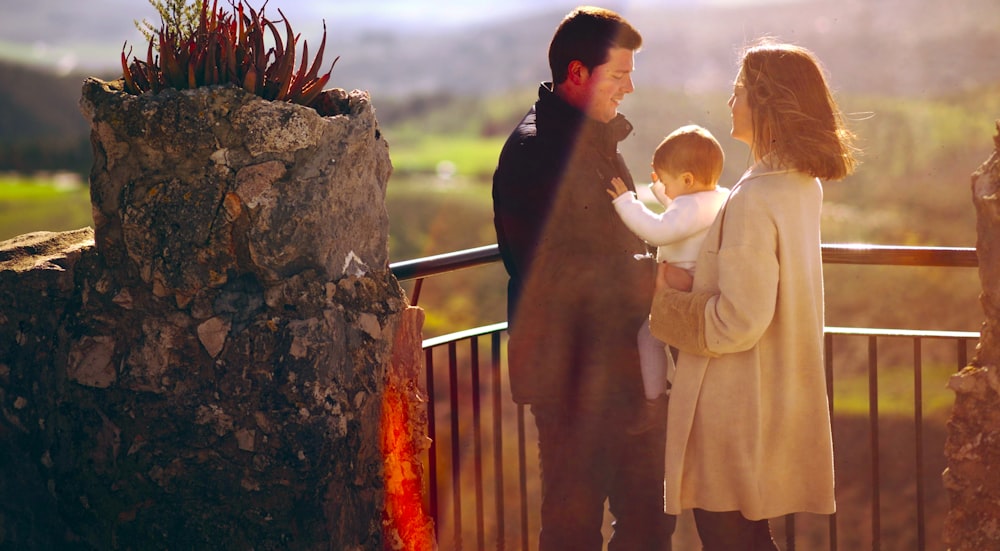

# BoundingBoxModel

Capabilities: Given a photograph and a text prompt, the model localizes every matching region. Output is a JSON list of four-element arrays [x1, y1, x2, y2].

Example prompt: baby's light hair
[[652, 125, 725, 187]]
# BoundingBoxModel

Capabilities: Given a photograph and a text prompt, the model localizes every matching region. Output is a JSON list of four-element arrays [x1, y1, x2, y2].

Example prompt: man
[[492, 7, 674, 550]]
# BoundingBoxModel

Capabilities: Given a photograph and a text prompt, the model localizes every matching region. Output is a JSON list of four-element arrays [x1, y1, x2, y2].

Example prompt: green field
[[386, 135, 506, 180], [0, 174, 92, 241]]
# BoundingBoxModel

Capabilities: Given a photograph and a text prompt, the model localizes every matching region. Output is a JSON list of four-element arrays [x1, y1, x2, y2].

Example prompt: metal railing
[[389, 244, 980, 551]]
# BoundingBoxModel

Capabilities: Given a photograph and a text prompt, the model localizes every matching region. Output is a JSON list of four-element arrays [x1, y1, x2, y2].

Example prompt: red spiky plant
[[122, 0, 337, 108]]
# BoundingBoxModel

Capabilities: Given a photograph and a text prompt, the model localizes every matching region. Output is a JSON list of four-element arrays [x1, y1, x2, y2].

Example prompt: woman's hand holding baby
[[656, 261, 694, 293]]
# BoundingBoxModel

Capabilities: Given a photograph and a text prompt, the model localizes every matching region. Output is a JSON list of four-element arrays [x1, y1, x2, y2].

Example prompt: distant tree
[[0, 137, 92, 178], [135, 0, 204, 47]]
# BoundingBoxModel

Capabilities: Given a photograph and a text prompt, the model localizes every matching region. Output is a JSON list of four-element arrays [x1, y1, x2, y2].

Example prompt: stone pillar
[[943, 121, 1000, 551], [0, 79, 410, 549]]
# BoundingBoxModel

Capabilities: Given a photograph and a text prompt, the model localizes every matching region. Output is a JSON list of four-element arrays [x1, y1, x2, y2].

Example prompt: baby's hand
[[606, 176, 629, 199]]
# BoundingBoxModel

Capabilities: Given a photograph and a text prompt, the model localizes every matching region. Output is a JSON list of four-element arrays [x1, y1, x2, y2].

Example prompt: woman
[[649, 39, 857, 550]]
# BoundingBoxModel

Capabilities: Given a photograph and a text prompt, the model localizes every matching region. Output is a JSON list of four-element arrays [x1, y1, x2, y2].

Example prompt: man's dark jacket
[[492, 83, 654, 406]]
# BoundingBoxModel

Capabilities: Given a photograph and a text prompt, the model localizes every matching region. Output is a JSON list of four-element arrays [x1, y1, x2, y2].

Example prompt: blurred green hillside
[[0, 61, 102, 175]]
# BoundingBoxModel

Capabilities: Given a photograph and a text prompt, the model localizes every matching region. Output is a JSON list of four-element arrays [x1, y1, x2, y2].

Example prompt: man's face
[[580, 47, 636, 123]]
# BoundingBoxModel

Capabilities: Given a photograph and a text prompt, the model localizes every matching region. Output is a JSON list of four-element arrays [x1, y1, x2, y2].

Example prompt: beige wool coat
[[649, 161, 836, 520]]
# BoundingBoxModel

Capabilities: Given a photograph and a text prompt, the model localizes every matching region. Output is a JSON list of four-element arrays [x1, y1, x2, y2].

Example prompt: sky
[[0, 0, 793, 73]]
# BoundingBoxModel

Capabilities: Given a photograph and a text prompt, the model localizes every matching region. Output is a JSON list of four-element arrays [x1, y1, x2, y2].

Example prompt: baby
[[608, 124, 729, 433]]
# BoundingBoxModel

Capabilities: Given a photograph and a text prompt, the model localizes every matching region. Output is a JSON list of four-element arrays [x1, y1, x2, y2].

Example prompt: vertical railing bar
[[868, 336, 881, 551], [517, 403, 530, 551], [913, 337, 926, 551], [410, 277, 424, 306], [425, 347, 439, 532], [448, 342, 463, 550], [470, 338, 486, 551], [825, 332, 838, 551], [491, 332, 506, 551], [785, 514, 796, 551]]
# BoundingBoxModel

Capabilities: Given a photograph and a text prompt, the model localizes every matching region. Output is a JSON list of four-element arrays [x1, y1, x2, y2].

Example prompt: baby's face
[[658, 171, 690, 200], [650, 178, 671, 207]]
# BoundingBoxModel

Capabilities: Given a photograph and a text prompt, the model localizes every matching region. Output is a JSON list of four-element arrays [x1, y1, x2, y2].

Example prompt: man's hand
[[606, 176, 629, 199], [656, 261, 693, 292]]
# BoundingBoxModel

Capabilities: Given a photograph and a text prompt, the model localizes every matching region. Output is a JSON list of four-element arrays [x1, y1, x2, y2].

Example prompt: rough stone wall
[[944, 122, 1000, 551], [0, 80, 414, 549]]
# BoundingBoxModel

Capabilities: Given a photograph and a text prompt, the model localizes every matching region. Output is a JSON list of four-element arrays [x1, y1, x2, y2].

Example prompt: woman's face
[[727, 75, 753, 146]]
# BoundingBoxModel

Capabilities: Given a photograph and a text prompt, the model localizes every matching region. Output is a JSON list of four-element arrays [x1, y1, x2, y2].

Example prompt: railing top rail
[[390, 243, 977, 281], [421, 323, 980, 349], [422, 321, 509, 348], [825, 326, 980, 339], [390, 244, 501, 281], [821, 243, 977, 267]]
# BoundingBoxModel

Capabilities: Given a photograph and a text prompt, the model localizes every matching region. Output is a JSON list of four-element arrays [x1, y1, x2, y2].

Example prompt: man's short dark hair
[[548, 7, 643, 84]]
